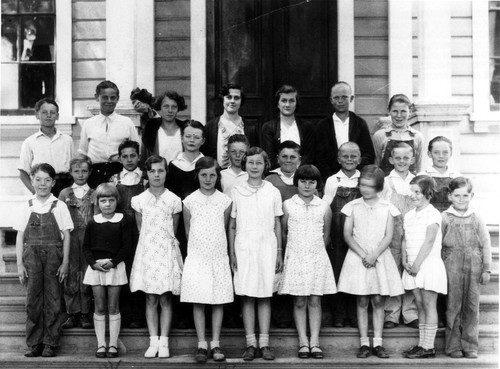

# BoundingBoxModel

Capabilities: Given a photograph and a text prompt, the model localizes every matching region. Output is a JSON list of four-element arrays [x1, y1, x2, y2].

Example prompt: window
[[1, 0, 55, 113], [490, 1, 500, 110]]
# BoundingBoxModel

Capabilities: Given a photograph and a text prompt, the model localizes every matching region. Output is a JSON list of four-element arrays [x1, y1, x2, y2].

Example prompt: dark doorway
[[206, 0, 338, 135]]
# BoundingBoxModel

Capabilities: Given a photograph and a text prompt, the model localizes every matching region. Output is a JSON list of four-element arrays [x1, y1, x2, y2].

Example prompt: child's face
[[35, 103, 59, 129], [119, 147, 139, 172], [31, 170, 55, 198], [246, 154, 266, 179], [337, 147, 361, 172], [277, 92, 297, 117], [98, 196, 117, 217], [160, 96, 179, 123], [228, 142, 247, 168], [448, 186, 473, 214], [182, 126, 205, 152], [223, 89, 242, 114], [297, 178, 317, 198], [389, 147, 414, 173], [409, 184, 429, 210], [389, 102, 410, 129], [147, 162, 167, 188], [428, 141, 451, 169], [70, 163, 90, 186], [358, 177, 378, 200], [198, 167, 218, 192], [277, 148, 300, 175], [96, 87, 119, 116]]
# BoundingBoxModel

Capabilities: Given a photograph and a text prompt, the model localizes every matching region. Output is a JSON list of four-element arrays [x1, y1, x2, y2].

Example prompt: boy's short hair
[[359, 164, 385, 192], [448, 176, 473, 193], [153, 90, 188, 112], [219, 83, 245, 106], [94, 183, 120, 201], [30, 163, 56, 179], [275, 84, 301, 112], [144, 155, 168, 172], [95, 80, 119, 97], [181, 120, 205, 138], [118, 139, 140, 157], [69, 154, 92, 171], [34, 98, 59, 113], [428, 136, 453, 153], [241, 146, 270, 176], [390, 141, 414, 156], [228, 134, 250, 148], [410, 175, 436, 200], [338, 141, 361, 157], [278, 140, 302, 156], [388, 93, 412, 110], [293, 164, 323, 191]]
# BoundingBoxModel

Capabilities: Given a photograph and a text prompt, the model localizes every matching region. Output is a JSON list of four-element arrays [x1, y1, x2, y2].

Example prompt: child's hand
[[100, 259, 114, 270], [408, 263, 420, 277], [364, 253, 377, 267], [92, 262, 108, 272], [56, 262, 69, 283], [480, 271, 491, 285], [17, 264, 28, 286], [275, 254, 283, 273], [229, 253, 237, 272]]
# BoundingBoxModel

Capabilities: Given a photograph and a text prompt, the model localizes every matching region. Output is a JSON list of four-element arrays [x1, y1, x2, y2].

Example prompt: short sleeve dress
[[231, 181, 283, 298], [180, 190, 234, 304], [279, 195, 337, 296], [337, 197, 404, 296], [402, 204, 447, 294], [129, 189, 183, 295]]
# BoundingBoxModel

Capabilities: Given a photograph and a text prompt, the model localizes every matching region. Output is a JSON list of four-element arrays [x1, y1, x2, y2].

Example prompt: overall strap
[[117, 171, 122, 185], [49, 200, 58, 211], [28, 199, 34, 207]]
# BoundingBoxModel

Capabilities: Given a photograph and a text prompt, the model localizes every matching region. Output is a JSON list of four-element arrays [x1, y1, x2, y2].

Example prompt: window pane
[[20, 63, 54, 108], [1, 63, 19, 109], [1, 16, 18, 61], [1, 0, 17, 14], [19, 0, 54, 13], [20, 16, 54, 61]]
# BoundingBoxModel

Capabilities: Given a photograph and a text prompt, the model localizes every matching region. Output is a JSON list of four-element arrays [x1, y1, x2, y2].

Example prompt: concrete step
[[0, 352, 498, 369], [0, 323, 497, 357]]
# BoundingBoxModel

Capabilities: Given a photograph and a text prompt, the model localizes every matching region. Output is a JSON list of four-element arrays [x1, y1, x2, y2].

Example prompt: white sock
[[245, 334, 257, 348], [108, 313, 121, 348], [198, 341, 208, 350], [299, 336, 309, 347], [423, 324, 437, 350], [258, 333, 269, 348], [419, 324, 425, 347], [373, 337, 382, 348], [93, 313, 106, 348], [360, 337, 369, 347], [210, 340, 220, 349]]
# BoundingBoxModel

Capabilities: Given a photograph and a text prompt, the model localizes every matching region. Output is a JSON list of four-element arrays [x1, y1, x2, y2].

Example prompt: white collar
[[332, 112, 349, 125], [270, 168, 295, 182], [333, 169, 360, 180], [72, 183, 90, 191], [98, 112, 117, 121], [291, 194, 322, 206], [388, 169, 415, 181], [421, 166, 458, 178], [35, 128, 61, 139], [384, 125, 417, 134], [120, 167, 142, 177], [94, 213, 123, 223], [31, 193, 57, 204], [224, 166, 246, 176], [444, 206, 475, 217], [176, 152, 204, 163]]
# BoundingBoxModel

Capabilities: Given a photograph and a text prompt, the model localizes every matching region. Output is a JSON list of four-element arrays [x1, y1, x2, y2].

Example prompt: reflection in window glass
[[1, 16, 18, 61], [19, 0, 54, 13]]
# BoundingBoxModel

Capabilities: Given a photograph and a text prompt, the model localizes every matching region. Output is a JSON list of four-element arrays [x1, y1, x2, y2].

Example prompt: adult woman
[[141, 91, 188, 166]]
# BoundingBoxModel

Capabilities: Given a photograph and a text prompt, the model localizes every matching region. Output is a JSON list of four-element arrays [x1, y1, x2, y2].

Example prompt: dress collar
[[444, 206, 475, 217], [94, 213, 123, 223], [291, 194, 322, 206]]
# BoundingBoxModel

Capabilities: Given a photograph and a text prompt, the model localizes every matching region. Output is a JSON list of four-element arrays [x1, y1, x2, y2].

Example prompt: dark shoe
[[129, 320, 145, 329], [310, 346, 323, 359], [62, 314, 79, 329], [298, 345, 310, 358], [242, 345, 257, 361], [349, 318, 358, 328], [107, 345, 118, 358], [449, 350, 464, 358], [260, 346, 275, 360], [373, 345, 389, 358], [438, 320, 445, 328], [96, 346, 107, 358], [24, 344, 43, 357], [211, 347, 225, 361], [464, 351, 478, 359], [332, 318, 345, 328], [406, 347, 435, 359], [195, 348, 208, 363], [403, 345, 422, 355], [384, 321, 398, 329], [80, 313, 93, 329], [41, 345, 56, 357], [357, 345, 371, 358], [406, 319, 419, 329]]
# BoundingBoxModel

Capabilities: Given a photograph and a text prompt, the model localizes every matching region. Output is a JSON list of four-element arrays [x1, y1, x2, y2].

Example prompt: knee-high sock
[[108, 313, 121, 348]]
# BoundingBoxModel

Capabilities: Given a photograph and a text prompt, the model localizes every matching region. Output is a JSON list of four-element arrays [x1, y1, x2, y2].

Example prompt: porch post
[[190, 0, 207, 123]]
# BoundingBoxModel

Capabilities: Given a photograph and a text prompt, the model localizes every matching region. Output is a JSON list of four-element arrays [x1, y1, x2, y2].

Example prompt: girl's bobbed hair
[[359, 164, 385, 192], [293, 164, 323, 191], [241, 146, 270, 177], [144, 155, 168, 172], [410, 175, 436, 200], [94, 183, 120, 202], [448, 176, 473, 194], [181, 119, 205, 138], [194, 156, 222, 191]]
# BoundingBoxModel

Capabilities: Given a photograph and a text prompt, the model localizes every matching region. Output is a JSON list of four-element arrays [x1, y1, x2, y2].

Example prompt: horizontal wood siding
[[354, 0, 389, 132], [154, 0, 191, 120]]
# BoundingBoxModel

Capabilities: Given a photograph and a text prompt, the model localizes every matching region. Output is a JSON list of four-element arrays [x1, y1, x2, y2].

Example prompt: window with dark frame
[[490, 1, 500, 110], [1, 0, 55, 113]]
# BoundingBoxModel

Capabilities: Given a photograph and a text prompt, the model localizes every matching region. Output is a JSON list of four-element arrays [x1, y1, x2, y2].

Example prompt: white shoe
[[158, 336, 170, 358], [144, 336, 159, 358]]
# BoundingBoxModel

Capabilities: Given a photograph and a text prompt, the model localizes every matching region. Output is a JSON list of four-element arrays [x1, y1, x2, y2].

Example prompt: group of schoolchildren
[[14, 81, 491, 364]]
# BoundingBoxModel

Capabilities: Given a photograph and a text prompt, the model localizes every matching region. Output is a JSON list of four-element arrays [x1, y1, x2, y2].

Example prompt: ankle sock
[[360, 337, 369, 347], [198, 341, 208, 350], [373, 337, 382, 347], [423, 324, 437, 350], [419, 324, 425, 347], [210, 340, 220, 349], [258, 333, 269, 348], [245, 334, 257, 348]]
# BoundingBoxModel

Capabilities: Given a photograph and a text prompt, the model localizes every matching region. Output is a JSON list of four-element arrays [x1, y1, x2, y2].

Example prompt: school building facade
[[0, 0, 499, 261]]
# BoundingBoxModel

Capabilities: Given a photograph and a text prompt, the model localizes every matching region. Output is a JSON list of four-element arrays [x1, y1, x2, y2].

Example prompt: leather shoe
[[41, 345, 56, 357], [242, 345, 257, 361], [406, 319, 419, 329], [449, 351, 463, 358], [260, 346, 275, 360], [464, 351, 478, 359], [357, 345, 371, 358], [62, 314, 79, 329], [25, 344, 43, 357], [384, 321, 398, 329], [373, 345, 389, 358]]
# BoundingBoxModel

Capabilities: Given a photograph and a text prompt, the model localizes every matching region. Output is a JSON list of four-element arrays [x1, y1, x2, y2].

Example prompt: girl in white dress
[[279, 165, 336, 359], [129, 155, 182, 359], [402, 175, 447, 359], [229, 147, 283, 361], [338, 165, 404, 359], [181, 157, 233, 363]]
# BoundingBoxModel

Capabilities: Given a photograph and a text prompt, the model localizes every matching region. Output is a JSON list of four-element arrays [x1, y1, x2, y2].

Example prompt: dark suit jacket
[[261, 118, 315, 169], [313, 111, 375, 181], [200, 116, 260, 160]]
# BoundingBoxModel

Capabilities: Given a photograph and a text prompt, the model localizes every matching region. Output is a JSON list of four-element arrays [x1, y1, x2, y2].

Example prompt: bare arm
[[56, 229, 70, 283], [409, 223, 439, 276], [172, 213, 181, 235], [135, 211, 142, 232], [323, 205, 332, 247], [183, 205, 191, 241], [343, 215, 368, 259], [274, 215, 283, 272], [281, 204, 289, 252], [19, 170, 35, 194], [228, 217, 237, 271], [16, 231, 28, 285], [364, 213, 394, 266]]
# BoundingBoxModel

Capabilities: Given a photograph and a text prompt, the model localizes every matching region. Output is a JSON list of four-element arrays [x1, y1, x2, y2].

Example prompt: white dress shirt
[[332, 112, 349, 149]]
